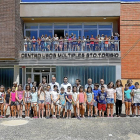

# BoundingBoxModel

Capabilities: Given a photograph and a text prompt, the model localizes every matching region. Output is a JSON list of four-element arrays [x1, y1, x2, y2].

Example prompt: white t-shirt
[[0, 92, 4, 103], [49, 82, 60, 91], [51, 90, 59, 103], [133, 89, 140, 103], [45, 91, 51, 103], [72, 92, 79, 102], [106, 88, 116, 99], [61, 83, 72, 92]]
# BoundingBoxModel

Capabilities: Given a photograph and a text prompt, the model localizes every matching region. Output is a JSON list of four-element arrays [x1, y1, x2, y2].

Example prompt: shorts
[[98, 103, 106, 111], [93, 101, 97, 107], [59, 104, 65, 109], [25, 101, 31, 104], [45, 102, 51, 105], [134, 103, 140, 106], [66, 102, 72, 110], [17, 100, 24, 105], [86, 101, 93, 106], [31, 102, 37, 107], [125, 99, 131, 102], [38, 100, 44, 104], [105, 44, 108, 47], [114, 41, 118, 44], [106, 98, 114, 104], [11, 101, 17, 106]]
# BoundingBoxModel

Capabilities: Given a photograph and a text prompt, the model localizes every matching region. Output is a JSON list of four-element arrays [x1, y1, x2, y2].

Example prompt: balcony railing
[[22, 40, 120, 52]]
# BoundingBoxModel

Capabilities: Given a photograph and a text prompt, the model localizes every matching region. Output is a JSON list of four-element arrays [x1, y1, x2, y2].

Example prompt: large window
[[39, 30, 52, 37], [84, 29, 97, 38], [26, 30, 38, 39]]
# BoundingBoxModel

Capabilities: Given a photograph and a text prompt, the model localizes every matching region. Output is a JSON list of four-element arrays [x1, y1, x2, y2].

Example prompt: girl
[[32, 36, 36, 51], [44, 85, 51, 119], [37, 37, 41, 51], [79, 86, 86, 118], [86, 36, 90, 51], [131, 82, 140, 117], [16, 84, 24, 118], [0, 85, 5, 118], [82, 36, 86, 51], [65, 86, 73, 119], [72, 86, 80, 119], [106, 82, 116, 117], [38, 86, 45, 118], [68, 35, 72, 51], [104, 35, 108, 51], [9, 86, 17, 118], [51, 85, 59, 118], [64, 36, 68, 51], [86, 87, 94, 118], [124, 84, 132, 117], [41, 35, 45, 51], [58, 87, 66, 119], [98, 86, 107, 117], [4, 87, 11, 118], [31, 86, 38, 118], [72, 34, 77, 51], [24, 36, 27, 51], [54, 34, 59, 51], [115, 79, 124, 117], [77, 36, 81, 51], [24, 85, 31, 118], [93, 84, 100, 117], [59, 36, 63, 51]]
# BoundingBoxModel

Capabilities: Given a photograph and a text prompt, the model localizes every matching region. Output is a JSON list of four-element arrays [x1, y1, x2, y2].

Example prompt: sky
[[21, 0, 140, 2]]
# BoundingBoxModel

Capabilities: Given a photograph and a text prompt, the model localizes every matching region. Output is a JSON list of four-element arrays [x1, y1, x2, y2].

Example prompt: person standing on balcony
[[37, 37, 41, 51], [100, 34, 104, 51], [44, 34, 48, 51], [95, 36, 99, 51], [90, 35, 95, 51], [104, 35, 109, 51], [72, 34, 77, 51], [24, 36, 28, 51], [85, 78, 94, 92], [49, 77, 60, 92], [110, 36, 115, 51], [113, 33, 120, 51], [64, 36, 68, 51], [41, 35, 45, 51], [59, 36, 63, 51], [61, 77, 72, 92], [77, 36, 81, 51], [48, 36, 52, 51], [82, 36, 86, 51], [68, 35, 72, 51], [32, 36, 36, 51], [86, 36, 90, 51], [54, 34, 59, 51], [108, 36, 111, 51]]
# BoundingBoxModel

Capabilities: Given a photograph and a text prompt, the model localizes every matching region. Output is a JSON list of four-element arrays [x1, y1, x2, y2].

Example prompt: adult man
[[61, 77, 72, 92], [49, 77, 60, 91], [99, 79, 107, 90], [85, 78, 94, 92], [41, 77, 48, 88], [24, 77, 33, 90], [75, 79, 81, 92]]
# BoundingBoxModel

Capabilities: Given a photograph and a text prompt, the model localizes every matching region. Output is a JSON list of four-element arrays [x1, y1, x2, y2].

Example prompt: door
[[33, 73, 42, 87], [54, 30, 64, 38]]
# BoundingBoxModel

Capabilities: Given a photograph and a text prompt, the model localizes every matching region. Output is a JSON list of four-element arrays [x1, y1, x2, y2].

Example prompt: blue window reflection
[[99, 30, 112, 37], [39, 30, 52, 37], [26, 31, 38, 39], [84, 30, 97, 38]]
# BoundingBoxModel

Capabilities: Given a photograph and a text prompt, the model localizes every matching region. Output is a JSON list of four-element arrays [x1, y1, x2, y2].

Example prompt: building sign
[[20, 52, 120, 60]]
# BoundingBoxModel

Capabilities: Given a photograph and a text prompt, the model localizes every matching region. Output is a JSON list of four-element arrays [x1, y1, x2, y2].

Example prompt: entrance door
[[54, 30, 64, 38], [33, 73, 42, 87]]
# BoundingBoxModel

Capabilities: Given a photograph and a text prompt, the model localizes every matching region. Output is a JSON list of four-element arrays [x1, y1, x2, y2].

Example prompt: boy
[[58, 87, 66, 119], [132, 82, 140, 117], [65, 86, 73, 119], [97, 86, 107, 117]]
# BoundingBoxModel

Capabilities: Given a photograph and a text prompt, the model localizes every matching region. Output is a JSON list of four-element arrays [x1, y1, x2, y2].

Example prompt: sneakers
[[57, 116, 60, 119], [77, 116, 81, 120], [131, 114, 135, 117]]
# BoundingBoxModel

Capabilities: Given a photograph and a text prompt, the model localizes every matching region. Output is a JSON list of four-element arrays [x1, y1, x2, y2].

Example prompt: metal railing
[[22, 39, 120, 52]]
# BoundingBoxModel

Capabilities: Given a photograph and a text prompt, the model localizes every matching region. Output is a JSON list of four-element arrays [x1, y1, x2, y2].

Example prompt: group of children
[[0, 79, 139, 119]]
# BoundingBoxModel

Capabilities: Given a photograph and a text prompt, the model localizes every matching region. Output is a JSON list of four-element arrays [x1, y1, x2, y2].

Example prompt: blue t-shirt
[[93, 89, 100, 101], [98, 91, 107, 104], [124, 89, 131, 99], [129, 85, 135, 90], [86, 92, 93, 103]]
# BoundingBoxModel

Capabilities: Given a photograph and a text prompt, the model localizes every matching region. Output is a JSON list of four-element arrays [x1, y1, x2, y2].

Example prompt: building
[[0, 0, 140, 88]]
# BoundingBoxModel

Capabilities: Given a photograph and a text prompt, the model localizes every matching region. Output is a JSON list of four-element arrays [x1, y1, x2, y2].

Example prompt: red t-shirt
[[90, 38, 94, 44]]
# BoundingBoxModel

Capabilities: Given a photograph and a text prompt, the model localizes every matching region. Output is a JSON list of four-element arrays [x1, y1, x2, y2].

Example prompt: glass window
[[54, 23, 67, 29], [39, 23, 52, 29], [65, 30, 68, 36], [69, 30, 81, 38], [26, 68, 31, 72], [99, 30, 112, 37], [84, 23, 97, 28], [25, 23, 38, 29], [69, 23, 82, 29], [84, 30, 97, 38], [98, 23, 112, 28], [26, 30, 38, 39], [52, 68, 56, 72], [39, 30, 52, 37]]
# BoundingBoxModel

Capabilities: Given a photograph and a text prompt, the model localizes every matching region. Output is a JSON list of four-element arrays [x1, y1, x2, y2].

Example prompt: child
[[9, 86, 17, 118], [16, 84, 25, 118], [98, 86, 107, 117], [132, 82, 140, 117], [124, 84, 132, 117], [92, 84, 100, 117], [106, 82, 116, 117], [24, 85, 31, 118], [86, 87, 94, 118], [0, 85, 5, 118], [115, 79, 124, 117], [31, 86, 38, 118], [79, 86, 86, 118], [38, 86, 45, 118], [4, 87, 11, 118], [72, 86, 80, 119], [58, 87, 66, 119], [65, 86, 73, 119], [51, 85, 59, 119], [44, 85, 51, 119]]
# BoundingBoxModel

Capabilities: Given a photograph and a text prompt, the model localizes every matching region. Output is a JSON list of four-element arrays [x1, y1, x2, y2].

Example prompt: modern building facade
[[0, 0, 140, 88]]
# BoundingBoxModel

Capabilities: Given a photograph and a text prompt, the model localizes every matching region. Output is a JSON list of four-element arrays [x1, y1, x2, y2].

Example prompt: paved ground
[[0, 104, 139, 140], [0, 117, 140, 140]]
